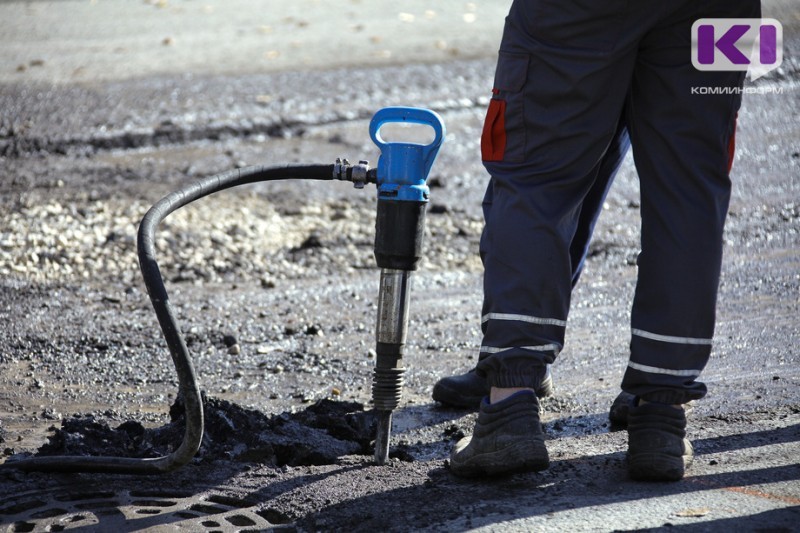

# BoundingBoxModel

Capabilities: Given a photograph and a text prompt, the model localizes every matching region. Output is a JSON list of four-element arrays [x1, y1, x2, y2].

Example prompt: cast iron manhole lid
[[0, 486, 284, 532]]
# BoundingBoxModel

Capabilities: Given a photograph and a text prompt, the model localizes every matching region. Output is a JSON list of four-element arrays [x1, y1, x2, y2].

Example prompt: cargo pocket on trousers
[[481, 96, 507, 161], [481, 52, 529, 163]]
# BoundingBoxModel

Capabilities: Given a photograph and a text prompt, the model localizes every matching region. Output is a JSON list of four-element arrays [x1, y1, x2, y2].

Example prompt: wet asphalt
[[1, 1, 799, 531]]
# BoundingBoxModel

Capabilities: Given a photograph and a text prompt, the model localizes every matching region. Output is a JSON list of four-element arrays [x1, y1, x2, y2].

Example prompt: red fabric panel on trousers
[[481, 97, 507, 161]]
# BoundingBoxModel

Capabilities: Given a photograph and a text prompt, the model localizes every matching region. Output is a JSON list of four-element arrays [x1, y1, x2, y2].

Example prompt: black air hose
[[0, 164, 334, 474]]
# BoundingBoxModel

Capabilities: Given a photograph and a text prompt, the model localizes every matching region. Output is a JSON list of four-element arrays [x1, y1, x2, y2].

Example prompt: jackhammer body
[[368, 108, 445, 464]]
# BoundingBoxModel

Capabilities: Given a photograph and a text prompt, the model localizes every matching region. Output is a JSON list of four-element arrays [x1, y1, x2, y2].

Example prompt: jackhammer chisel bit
[[367, 107, 445, 465]]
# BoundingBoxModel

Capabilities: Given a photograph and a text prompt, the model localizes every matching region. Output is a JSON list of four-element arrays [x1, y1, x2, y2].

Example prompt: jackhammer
[[0, 106, 444, 474], [369, 107, 444, 464]]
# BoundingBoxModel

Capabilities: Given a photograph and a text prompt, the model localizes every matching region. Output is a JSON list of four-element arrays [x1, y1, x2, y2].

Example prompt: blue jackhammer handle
[[369, 106, 445, 161]]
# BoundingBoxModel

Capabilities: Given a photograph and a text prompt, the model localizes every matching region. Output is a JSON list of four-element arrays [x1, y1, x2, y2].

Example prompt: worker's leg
[[450, 0, 645, 477], [474, 5, 639, 393], [623, 0, 759, 405], [622, 0, 760, 480]]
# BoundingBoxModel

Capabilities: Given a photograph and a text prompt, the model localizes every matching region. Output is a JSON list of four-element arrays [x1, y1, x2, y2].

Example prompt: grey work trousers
[[475, 0, 761, 404]]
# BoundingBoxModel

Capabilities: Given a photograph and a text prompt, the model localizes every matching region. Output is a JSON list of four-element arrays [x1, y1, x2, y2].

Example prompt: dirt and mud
[[1, 2, 799, 531]]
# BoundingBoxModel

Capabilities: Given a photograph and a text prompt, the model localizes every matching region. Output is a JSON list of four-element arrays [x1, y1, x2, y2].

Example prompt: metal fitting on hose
[[333, 157, 374, 188]]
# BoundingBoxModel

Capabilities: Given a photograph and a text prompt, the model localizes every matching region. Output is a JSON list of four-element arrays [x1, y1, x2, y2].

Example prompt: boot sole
[[450, 440, 550, 478]]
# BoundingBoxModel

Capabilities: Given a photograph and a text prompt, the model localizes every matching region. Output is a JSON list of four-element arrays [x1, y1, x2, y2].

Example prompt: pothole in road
[[31, 395, 383, 467]]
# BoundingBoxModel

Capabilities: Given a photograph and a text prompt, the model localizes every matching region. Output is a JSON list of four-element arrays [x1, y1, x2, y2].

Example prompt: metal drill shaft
[[373, 268, 411, 464], [374, 411, 393, 465]]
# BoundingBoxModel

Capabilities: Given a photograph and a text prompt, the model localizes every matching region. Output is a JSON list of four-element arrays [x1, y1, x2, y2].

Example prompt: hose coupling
[[333, 158, 375, 189]]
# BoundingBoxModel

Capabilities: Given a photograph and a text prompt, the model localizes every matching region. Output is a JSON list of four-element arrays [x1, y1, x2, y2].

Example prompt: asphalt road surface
[[1, 1, 798, 531]]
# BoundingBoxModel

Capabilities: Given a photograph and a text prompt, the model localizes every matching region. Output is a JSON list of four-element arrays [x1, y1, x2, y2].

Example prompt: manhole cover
[[0, 487, 284, 532]]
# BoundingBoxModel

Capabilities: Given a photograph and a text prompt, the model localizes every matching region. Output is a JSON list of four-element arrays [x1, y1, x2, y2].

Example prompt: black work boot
[[609, 390, 636, 429], [627, 401, 693, 481], [433, 366, 554, 408], [449, 391, 549, 477]]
